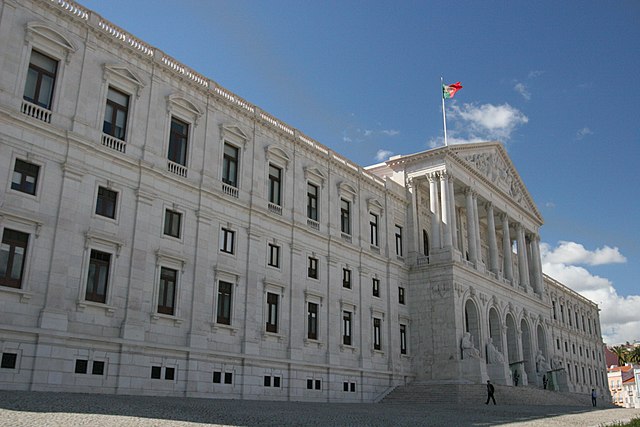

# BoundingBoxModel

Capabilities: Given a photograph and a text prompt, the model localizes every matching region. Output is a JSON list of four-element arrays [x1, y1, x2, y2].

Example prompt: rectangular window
[[308, 256, 318, 279], [373, 317, 382, 350], [23, 50, 57, 109], [268, 164, 282, 206], [350, 382, 356, 392], [0, 228, 29, 289], [92, 361, 105, 375], [85, 249, 111, 303], [568, 308, 572, 326], [342, 268, 351, 289], [151, 366, 162, 379], [224, 372, 233, 384], [11, 159, 40, 195], [163, 209, 182, 238], [165, 367, 175, 380], [395, 225, 403, 256], [307, 379, 313, 389], [268, 243, 280, 268], [372, 278, 380, 297], [560, 304, 565, 323], [342, 311, 352, 346], [399, 287, 405, 305], [315, 379, 321, 390], [103, 86, 129, 140], [400, 324, 407, 355], [556, 339, 560, 350], [222, 143, 239, 187], [75, 359, 88, 374], [307, 302, 318, 340], [213, 371, 221, 383], [369, 213, 378, 246], [216, 280, 233, 325], [220, 227, 235, 254], [96, 186, 118, 219], [168, 117, 189, 166], [340, 199, 350, 235], [264, 375, 271, 387], [552, 301, 557, 320], [307, 183, 318, 221], [158, 267, 177, 315], [266, 292, 279, 333], [1, 353, 17, 369]]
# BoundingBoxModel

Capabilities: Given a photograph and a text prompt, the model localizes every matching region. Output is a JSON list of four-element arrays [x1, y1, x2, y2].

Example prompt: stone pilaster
[[485, 202, 499, 274], [428, 173, 441, 250], [448, 177, 458, 250], [500, 213, 513, 282], [516, 224, 530, 289], [464, 188, 477, 264], [440, 172, 453, 248]]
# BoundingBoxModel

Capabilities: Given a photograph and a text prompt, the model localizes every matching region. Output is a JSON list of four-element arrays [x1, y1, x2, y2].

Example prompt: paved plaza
[[0, 391, 639, 426]]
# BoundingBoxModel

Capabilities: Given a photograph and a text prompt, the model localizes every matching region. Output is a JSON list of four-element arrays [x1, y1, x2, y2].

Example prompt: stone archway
[[488, 307, 503, 354], [506, 314, 518, 364], [521, 318, 535, 381], [536, 324, 547, 358], [464, 299, 481, 356]]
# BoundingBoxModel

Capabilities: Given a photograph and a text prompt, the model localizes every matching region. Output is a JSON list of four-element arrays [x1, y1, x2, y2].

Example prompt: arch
[[536, 323, 547, 358], [422, 229, 429, 257], [521, 318, 535, 381], [488, 307, 503, 354], [505, 313, 518, 364], [464, 299, 481, 357]]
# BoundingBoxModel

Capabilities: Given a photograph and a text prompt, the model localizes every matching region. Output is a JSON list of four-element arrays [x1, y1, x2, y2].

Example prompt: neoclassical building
[[0, 0, 608, 401]]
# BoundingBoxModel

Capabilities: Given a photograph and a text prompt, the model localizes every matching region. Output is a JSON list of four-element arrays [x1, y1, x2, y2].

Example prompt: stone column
[[530, 234, 543, 294], [485, 203, 499, 274], [473, 193, 482, 265], [501, 213, 513, 282], [464, 188, 477, 264], [440, 172, 453, 248], [516, 224, 530, 288], [428, 173, 441, 250], [408, 177, 420, 257], [448, 178, 459, 250]]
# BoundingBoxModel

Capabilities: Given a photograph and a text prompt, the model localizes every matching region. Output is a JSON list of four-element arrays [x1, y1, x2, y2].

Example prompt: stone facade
[[0, 0, 609, 401]]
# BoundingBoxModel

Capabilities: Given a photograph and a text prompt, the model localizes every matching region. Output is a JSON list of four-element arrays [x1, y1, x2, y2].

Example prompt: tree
[[611, 346, 629, 366], [629, 346, 640, 364]]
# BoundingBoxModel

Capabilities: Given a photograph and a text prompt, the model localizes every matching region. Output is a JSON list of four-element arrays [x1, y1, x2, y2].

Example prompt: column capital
[[464, 187, 475, 197], [427, 172, 439, 183]]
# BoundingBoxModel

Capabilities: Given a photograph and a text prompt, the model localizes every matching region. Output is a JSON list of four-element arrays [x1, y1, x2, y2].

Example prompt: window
[[11, 159, 40, 195], [423, 230, 430, 257], [342, 268, 351, 289], [266, 292, 279, 333], [308, 256, 318, 279], [400, 324, 407, 355], [23, 50, 57, 109], [395, 225, 403, 256], [85, 249, 111, 303], [342, 311, 352, 346], [165, 367, 175, 380], [307, 302, 318, 340], [75, 359, 88, 374], [340, 199, 351, 235], [560, 305, 565, 323], [163, 209, 182, 238], [399, 287, 405, 305], [151, 366, 162, 379], [1, 353, 17, 369], [373, 317, 382, 350], [216, 281, 233, 325], [103, 87, 129, 140], [225, 372, 233, 384], [372, 278, 380, 297], [556, 339, 560, 350], [92, 361, 105, 376], [369, 213, 378, 246], [552, 301, 557, 320], [568, 308, 572, 326], [158, 267, 177, 315], [343, 382, 356, 392], [268, 164, 282, 206], [222, 143, 239, 187], [96, 187, 118, 219], [307, 183, 318, 221], [306, 379, 322, 390], [220, 227, 235, 254], [213, 371, 221, 383], [264, 375, 271, 387], [168, 117, 189, 166], [268, 243, 280, 268], [564, 341, 568, 352], [0, 228, 29, 289]]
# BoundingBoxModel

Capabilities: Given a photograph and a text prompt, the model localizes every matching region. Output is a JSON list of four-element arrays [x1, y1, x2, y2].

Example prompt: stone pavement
[[0, 391, 639, 427]]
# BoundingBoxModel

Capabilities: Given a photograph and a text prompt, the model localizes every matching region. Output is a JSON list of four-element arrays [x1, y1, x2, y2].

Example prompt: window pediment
[[26, 22, 76, 63], [367, 198, 383, 213], [337, 181, 357, 200], [304, 167, 326, 187], [166, 94, 203, 124], [103, 64, 145, 97], [265, 145, 291, 167], [221, 124, 249, 147]]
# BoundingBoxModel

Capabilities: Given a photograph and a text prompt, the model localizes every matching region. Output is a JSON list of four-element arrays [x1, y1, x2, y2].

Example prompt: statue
[[461, 332, 480, 359], [551, 355, 563, 370], [486, 338, 505, 364], [535, 350, 551, 373]]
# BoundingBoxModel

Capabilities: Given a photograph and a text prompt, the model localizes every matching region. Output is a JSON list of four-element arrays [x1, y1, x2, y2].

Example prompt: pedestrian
[[591, 388, 597, 407], [543, 374, 548, 389], [485, 380, 496, 405], [513, 370, 519, 386]]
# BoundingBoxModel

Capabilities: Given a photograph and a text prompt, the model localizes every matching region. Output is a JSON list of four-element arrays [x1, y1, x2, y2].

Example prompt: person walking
[[485, 380, 496, 405], [591, 388, 597, 407]]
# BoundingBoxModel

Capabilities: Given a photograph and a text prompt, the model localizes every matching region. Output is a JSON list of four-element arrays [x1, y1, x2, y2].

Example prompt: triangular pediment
[[104, 64, 145, 87], [449, 142, 542, 222]]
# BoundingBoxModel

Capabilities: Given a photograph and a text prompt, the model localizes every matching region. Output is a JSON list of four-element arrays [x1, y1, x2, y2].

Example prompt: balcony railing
[[21, 100, 51, 123], [222, 182, 238, 198], [268, 202, 282, 215], [341, 233, 352, 243], [101, 134, 126, 153], [167, 160, 187, 177], [307, 219, 319, 230]]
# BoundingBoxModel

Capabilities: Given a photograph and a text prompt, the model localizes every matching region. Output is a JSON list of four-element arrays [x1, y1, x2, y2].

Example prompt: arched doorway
[[423, 229, 429, 257], [488, 308, 503, 355], [464, 299, 481, 356], [536, 324, 547, 358], [521, 318, 535, 380], [505, 314, 518, 364]]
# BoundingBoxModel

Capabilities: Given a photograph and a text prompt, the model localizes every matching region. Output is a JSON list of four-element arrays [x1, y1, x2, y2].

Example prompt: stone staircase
[[381, 383, 602, 406]]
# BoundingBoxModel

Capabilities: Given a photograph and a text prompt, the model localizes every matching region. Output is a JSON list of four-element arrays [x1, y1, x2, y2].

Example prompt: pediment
[[26, 22, 76, 62], [167, 94, 203, 124], [265, 145, 291, 167], [104, 64, 145, 87], [304, 166, 326, 186], [449, 142, 542, 222], [221, 124, 249, 146]]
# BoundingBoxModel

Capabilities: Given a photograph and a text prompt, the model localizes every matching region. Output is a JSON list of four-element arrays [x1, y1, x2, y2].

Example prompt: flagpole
[[441, 76, 448, 147]]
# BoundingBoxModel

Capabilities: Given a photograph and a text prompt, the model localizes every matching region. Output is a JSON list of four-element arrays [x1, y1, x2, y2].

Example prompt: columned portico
[[516, 223, 530, 290], [428, 173, 441, 250], [485, 202, 499, 275], [464, 189, 477, 264], [501, 213, 514, 282], [440, 172, 453, 248]]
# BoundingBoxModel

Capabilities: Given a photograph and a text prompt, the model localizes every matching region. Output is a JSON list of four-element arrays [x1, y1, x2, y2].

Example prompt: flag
[[442, 82, 463, 99]]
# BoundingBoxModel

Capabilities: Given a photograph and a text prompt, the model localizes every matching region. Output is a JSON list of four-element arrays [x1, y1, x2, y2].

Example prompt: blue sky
[[79, 0, 640, 345]]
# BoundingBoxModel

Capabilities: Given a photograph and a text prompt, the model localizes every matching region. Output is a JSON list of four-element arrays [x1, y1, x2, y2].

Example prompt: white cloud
[[541, 241, 639, 345], [540, 241, 626, 266], [381, 129, 400, 137], [528, 70, 544, 79], [576, 127, 593, 140], [449, 102, 528, 142], [375, 149, 393, 162], [514, 82, 531, 101]]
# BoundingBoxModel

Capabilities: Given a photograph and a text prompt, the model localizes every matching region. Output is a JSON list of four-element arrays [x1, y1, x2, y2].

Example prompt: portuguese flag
[[442, 82, 463, 99]]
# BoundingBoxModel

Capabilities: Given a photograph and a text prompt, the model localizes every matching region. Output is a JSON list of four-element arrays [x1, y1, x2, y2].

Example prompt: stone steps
[[381, 383, 604, 406]]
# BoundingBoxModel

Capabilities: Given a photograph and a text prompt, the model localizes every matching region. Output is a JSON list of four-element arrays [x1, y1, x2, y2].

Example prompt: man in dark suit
[[485, 380, 496, 405]]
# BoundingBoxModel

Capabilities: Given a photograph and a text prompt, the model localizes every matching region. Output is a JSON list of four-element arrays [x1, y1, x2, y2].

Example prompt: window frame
[[342, 267, 352, 289], [23, 49, 58, 110], [167, 116, 190, 167], [369, 212, 379, 247], [163, 208, 183, 239], [395, 224, 404, 257], [400, 324, 408, 355], [222, 142, 240, 188], [342, 310, 352, 346], [0, 228, 30, 289], [268, 163, 283, 206], [266, 291, 279, 334], [268, 243, 280, 268], [216, 280, 233, 325], [307, 256, 318, 279], [84, 249, 111, 304], [95, 186, 119, 220], [307, 301, 319, 340], [398, 286, 406, 305], [10, 158, 40, 196], [102, 86, 130, 141], [219, 226, 236, 255], [307, 182, 319, 221], [372, 277, 380, 298], [373, 317, 382, 351], [158, 266, 178, 316], [340, 198, 351, 235]]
